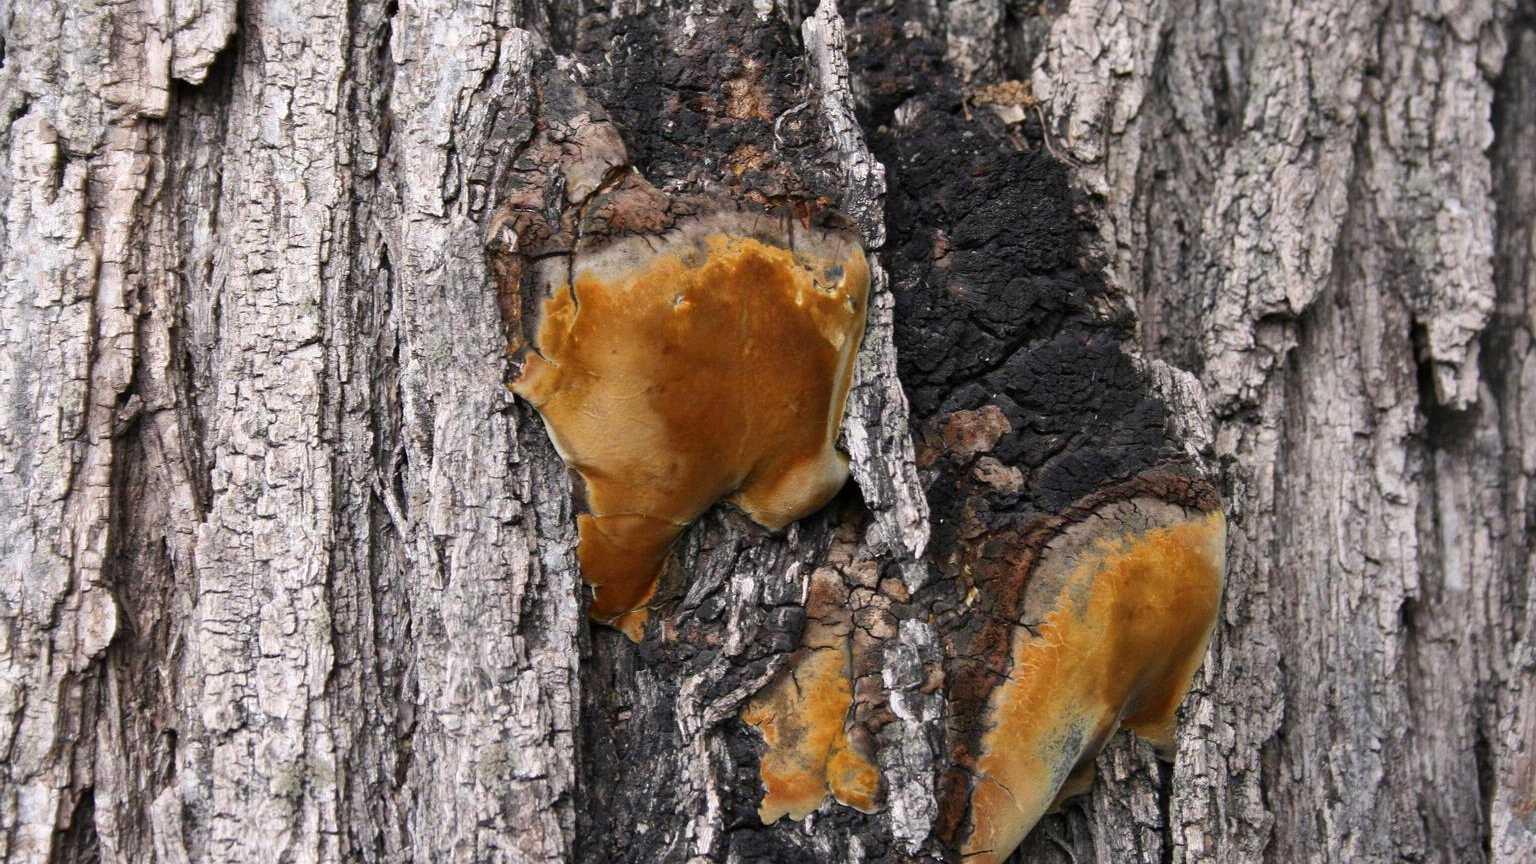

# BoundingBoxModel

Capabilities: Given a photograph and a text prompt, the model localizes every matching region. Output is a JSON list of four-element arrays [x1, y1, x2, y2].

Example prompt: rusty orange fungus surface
[[740, 562, 882, 823], [963, 506, 1227, 863], [512, 215, 869, 638]]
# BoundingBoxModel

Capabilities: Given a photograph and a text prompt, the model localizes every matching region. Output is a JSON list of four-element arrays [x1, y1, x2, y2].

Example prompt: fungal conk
[[512, 211, 869, 639], [740, 560, 881, 823], [962, 502, 1227, 863]]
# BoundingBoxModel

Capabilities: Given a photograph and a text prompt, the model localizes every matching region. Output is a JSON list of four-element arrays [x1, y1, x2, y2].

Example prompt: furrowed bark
[[1026, 0, 1532, 861], [1, 0, 1530, 863]]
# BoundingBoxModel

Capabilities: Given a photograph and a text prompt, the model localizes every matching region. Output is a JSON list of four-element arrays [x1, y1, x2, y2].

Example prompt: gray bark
[[0, 0, 1530, 863], [1029, 2, 1533, 861]]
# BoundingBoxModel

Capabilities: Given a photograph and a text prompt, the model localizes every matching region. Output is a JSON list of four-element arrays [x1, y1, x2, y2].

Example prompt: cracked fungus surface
[[513, 225, 869, 635], [740, 565, 881, 823], [740, 637, 880, 822], [964, 509, 1227, 864]]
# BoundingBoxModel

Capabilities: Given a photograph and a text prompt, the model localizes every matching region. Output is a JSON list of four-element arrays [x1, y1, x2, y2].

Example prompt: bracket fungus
[[734, 480, 1226, 848], [511, 210, 869, 638], [741, 555, 883, 823], [961, 501, 1227, 863]]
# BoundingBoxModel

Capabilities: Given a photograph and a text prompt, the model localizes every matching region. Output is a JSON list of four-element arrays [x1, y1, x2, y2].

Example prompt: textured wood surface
[[1, 0, 1530, 862]]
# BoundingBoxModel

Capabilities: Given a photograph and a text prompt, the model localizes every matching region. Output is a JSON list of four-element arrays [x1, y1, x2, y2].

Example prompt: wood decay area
[[490, 4, 1227, 860]]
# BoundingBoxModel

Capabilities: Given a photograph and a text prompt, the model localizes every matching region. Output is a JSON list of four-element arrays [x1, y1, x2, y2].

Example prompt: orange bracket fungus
[[738, 478, 1226, 848], [960, 499, 1227, 863], [741, 553, 884, 822], [511, 208, 869, 639]]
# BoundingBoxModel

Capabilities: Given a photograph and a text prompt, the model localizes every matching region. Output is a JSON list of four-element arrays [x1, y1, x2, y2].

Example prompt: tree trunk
[[0, 0, 1530, 862]]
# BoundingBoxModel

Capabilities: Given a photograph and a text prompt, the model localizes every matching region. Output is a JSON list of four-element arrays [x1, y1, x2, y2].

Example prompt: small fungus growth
[[962, 503, 1227, 863], [741, 563, 882, 822], [512, 212, 869, 638]]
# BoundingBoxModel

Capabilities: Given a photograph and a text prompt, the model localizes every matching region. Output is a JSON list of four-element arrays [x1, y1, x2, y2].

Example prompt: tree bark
[[0, 1, 1530, 863]]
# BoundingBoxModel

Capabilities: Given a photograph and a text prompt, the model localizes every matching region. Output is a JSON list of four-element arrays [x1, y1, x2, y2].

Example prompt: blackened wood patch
[[490, 3, 1224, 862]]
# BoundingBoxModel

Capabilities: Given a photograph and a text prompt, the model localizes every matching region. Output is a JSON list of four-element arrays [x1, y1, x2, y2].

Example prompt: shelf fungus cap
[[512, 210, 870, 636], [741, 563, 883, 822], [963, 502, 1226, 863]]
